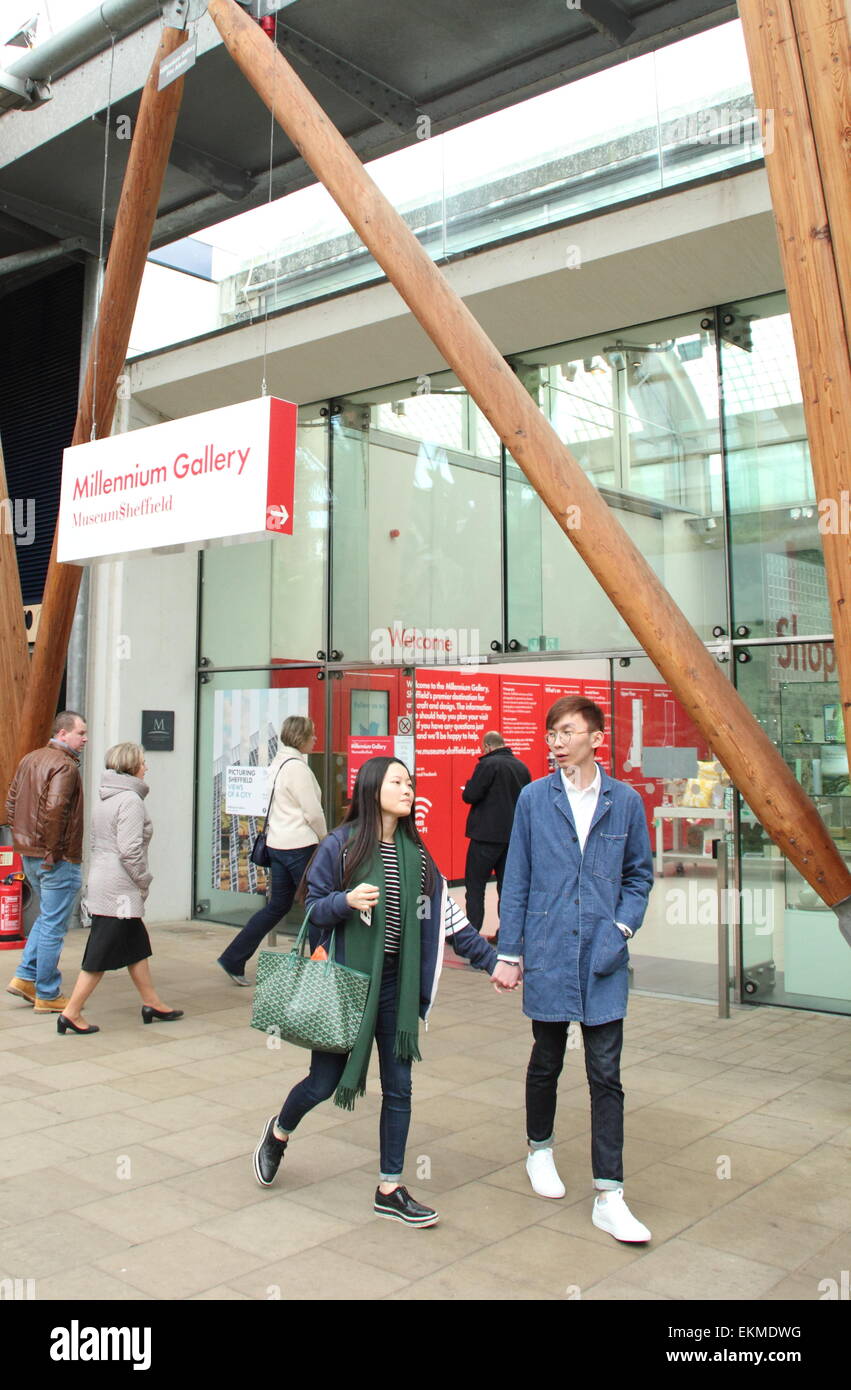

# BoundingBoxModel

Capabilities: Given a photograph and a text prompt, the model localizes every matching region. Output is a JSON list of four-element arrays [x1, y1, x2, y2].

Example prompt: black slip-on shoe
[[253, 1115, 288, 1187], [373, 1185, 439, 1227]]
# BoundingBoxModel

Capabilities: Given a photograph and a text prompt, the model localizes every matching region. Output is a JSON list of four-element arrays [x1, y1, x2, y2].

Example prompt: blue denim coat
[[498, 769, 654, 1025]]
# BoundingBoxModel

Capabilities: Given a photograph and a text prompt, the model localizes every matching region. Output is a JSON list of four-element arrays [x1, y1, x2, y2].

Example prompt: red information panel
[[414, 669, 501, 878], [413, 757, 454, 872], [612, 681, 710, 837], [500, 679, 544, 779], [542, 679, 613, 774]]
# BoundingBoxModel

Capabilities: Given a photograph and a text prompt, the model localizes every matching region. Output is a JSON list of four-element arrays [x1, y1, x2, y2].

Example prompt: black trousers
[[464, 839, 508, 932], [526, 1018, 624, 1184]]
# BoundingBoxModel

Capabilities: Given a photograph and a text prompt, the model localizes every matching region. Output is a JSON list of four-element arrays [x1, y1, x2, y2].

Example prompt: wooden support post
[[739, 0, 851, 755], [14, 23, 188, 763], [0, 435, 30, 806], [209, 0, 851, 909], [789, 0, 851, 342]]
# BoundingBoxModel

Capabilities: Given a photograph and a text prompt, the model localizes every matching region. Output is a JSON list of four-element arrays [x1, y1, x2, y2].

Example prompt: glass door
[[325, 664, 412, 830], [194, 663, 324, 929], [612, 654, 736, 1002]]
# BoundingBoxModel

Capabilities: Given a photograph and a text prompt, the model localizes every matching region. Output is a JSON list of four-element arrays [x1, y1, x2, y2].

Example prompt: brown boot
[[6, 977, 36, 1004], [34, 994, 69, 1013]]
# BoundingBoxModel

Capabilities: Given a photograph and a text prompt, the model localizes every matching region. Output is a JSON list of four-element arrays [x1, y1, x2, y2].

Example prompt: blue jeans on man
[[277, 958, 411, 1180], [219, 844, 314, 976], [17, 857, 82, 1000]]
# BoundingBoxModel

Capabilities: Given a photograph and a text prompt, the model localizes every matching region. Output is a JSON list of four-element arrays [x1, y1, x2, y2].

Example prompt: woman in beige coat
[[58, 742, 182, 1035], [217, 715, 327, 985]]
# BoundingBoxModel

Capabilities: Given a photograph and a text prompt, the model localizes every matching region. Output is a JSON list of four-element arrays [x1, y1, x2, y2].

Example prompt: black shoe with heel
[[373, 1185, 439, 1227], [141, 1006, 184, 1024], [57, 1014, 100, 1035], [253, 1115, 288, 1187]]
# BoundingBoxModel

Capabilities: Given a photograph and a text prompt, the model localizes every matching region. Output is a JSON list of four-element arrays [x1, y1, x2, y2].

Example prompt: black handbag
[[249, 758, 297, 868]]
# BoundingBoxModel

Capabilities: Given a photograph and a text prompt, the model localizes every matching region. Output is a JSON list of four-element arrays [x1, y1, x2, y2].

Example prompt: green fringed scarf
[[334, 829, 423, 1111]]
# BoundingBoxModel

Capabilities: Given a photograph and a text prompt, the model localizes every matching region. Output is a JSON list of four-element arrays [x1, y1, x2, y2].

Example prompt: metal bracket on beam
[[279, 27, 420, 133], [0, 67, 51, 111], [579, 0, 636, 46], [236, 1, 301, 16], [160, 0, 208, 29]]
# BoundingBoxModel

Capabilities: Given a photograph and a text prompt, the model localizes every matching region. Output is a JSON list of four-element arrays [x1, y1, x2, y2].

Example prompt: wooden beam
[[0, 433, 30, 807], [738, 0, 851, 754], [15, 24, 188, 761], [790, 0, 851, 343], [209, 0, 851, 910]]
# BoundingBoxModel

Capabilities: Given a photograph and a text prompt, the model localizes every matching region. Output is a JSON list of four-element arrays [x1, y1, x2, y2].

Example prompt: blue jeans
[[17, 857, 82, 999], [277, 958, 412, 1181], [219, 845, 314, 975]]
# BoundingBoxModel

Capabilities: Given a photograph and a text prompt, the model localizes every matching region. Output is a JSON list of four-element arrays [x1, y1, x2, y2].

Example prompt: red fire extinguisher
[[0, 849, 28, 950]]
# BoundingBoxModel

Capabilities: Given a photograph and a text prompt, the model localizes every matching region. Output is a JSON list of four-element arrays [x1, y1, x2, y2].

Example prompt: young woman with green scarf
[[253, 756, 499, 1226]]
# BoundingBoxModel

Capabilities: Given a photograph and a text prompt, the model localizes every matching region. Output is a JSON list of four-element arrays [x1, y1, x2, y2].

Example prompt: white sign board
[[224, 765, 271, 817], [58, 396, 296, 564], [393, 735, 415, 770]]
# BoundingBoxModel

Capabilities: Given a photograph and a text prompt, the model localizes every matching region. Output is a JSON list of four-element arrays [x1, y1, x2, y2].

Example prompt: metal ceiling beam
[[91, 109, 256, 199], [169, 136, 256, 198], [279, 26, 421, 132], [0, 235, 87, 275], [0, 187, 101, 253], [581, 0, 637, 46]]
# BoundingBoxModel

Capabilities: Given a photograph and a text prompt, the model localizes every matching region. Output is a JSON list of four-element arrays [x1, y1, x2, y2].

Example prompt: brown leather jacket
[[5, 743, 84, 866]]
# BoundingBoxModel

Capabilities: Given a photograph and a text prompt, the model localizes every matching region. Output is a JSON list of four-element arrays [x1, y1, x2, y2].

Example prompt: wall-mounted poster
[[212, 687, 309, 893]]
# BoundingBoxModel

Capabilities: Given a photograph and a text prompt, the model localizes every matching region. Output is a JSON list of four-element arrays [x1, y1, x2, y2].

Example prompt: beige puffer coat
[[83, 771, 153, 919]]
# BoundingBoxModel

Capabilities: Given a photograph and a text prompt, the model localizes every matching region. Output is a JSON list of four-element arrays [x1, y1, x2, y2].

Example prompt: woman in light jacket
[[217, 715, 327, 985], [57, 742, 182, 1035]]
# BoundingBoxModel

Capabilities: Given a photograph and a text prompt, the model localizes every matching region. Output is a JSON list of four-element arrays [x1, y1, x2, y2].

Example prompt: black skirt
[[81, 915, 152, 972]]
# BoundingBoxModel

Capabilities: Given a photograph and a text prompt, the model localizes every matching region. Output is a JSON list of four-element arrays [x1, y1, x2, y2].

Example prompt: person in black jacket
[[462, 732, 531, 942]]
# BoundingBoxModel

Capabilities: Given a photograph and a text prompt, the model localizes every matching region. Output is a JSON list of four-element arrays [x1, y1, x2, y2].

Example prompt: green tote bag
[[250, 908, 369, 1053]]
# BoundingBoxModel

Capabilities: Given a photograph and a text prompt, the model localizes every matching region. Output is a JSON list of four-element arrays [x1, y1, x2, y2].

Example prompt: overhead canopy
[[0, 0, 735, 290]]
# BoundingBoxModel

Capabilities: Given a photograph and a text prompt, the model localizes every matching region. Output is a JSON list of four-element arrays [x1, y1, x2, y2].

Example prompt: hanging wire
[[260, 13, 280, 398], [90, 26, 118, 441]]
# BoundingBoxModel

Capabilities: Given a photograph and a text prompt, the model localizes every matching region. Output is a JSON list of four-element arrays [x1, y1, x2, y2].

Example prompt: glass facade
[[130, 21, 764, 359], [196, 291, 850, 1015]]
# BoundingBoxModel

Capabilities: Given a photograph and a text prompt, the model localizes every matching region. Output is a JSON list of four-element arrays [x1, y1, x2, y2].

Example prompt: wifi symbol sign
[[414, 797, 432, 832]]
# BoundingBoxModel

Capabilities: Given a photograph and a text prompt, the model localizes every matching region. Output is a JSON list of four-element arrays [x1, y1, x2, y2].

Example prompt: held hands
[[346, 881, 380, 913], [492, 960, 522, 994]]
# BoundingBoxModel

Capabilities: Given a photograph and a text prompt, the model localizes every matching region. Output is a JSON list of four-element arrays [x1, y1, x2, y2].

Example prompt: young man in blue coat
[[493, 696, 654, 1242]]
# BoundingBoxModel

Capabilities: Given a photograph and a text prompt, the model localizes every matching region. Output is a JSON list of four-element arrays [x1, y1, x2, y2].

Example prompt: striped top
[[379, 840, 428, 955]]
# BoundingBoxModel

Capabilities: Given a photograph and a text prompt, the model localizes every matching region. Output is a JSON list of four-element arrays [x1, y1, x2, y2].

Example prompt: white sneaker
[[592, 1189, 651, 1242], [526, 1148, 565, 1199]]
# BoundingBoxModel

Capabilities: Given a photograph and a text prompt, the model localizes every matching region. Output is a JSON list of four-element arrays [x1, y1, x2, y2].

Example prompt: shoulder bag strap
[[261, 757, 298, 824]]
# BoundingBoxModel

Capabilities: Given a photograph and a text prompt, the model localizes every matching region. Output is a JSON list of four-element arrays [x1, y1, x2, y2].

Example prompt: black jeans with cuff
[[526, 1017, 624, 1185]]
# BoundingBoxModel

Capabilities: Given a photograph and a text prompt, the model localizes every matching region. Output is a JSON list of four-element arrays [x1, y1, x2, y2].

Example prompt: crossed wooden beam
[[1, 0, 849, 939]]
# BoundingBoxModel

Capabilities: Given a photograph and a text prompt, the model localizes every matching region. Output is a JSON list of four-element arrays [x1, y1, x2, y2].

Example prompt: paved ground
[[1, 919, 850, 1302]]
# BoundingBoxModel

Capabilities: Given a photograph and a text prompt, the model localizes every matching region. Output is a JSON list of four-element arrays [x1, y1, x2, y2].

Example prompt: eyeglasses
[[546, 727, 584, 746]]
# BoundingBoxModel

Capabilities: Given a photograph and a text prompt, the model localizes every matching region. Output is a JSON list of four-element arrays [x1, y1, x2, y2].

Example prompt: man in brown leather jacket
[[5, 711, 87, 1012]]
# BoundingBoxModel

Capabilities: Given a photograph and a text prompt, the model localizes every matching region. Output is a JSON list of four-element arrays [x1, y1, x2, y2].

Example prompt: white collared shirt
[[560, 764, 601, 852]]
